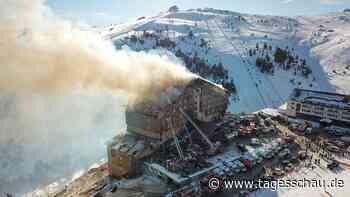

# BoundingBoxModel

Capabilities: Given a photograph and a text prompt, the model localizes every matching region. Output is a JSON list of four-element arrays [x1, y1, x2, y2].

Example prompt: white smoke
[[0, 0, 195, 98], [0, 91, 126, 194], [0, 0, 195, 195]]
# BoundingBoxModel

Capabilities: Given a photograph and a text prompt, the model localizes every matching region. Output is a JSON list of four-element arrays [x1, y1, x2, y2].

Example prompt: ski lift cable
[[203, 18, 252, 111], [209, 18, 269, 108], [216, 16, 285, 106], [234, 36, 285, 104], [236, 40, 285, 105], [210, 18, 269, 107]]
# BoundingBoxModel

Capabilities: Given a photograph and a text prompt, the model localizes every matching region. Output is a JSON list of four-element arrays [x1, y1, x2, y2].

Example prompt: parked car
[[340, 136, 350, 144], [281, 143, 289, 149], [285, 163, 294, 171], [327, 145, 340, 152], [327, 127, 348, 136], [218, 169, 225, 176], [227, 170, 234, 177], [281, 160, 290, 165], [276, 145, 283, 152], [290, 155, 298, 162], [237, 143, 248, 152], [296, 121, 312, 133], [278, 149, 291, 158], [305, 128, 320, 135], [251, 138, 260, 146], [262, 128, 273, 133], [273, 168, 284, 176], [239, 190, 250, 197], [298, 151, 311, 160], [284, 136, 296, 143], [233, 166, 241, 173], [237, 161, 245, 168], [256, 157, 263, 164], [265, 152, 274, 160], [276, 138, 285, 145], [243, 157, 255, 168], [327, 160, 339, 170], [264, 118, 273, 127], [223, 167, 231, 174], [331, 140, 346, 148], [329, 130, 346, 136]]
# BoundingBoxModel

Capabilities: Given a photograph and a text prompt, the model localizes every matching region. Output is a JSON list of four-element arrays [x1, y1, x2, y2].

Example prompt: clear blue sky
[[46, 0, 350, 26]]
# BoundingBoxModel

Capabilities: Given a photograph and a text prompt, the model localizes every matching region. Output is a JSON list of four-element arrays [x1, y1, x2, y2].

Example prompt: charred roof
[[127, 77, 227, 115]]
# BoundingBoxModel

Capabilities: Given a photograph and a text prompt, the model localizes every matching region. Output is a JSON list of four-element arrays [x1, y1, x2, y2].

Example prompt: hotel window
[[302, 109, 311, 113], [342, 113, 350, 119], [315, 106, 324, 111], [327, 113, 337, 118], [342, 111, 350, 116], [327, 108, 338, 113], [302, 104, 312, 109], [343, 116, 350, 121], [313, 110, 323, 115]]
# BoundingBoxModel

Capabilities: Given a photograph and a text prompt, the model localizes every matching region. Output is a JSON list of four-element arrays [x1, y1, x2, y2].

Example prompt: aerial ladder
[[164, 96, 185, 160], [167, 118, 185, 160], [179, 108, 219, 155]]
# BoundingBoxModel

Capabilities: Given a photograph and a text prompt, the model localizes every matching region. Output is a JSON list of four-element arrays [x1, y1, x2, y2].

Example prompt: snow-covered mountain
[[12, 8, 350, 196], [101, 8, 350, 113]]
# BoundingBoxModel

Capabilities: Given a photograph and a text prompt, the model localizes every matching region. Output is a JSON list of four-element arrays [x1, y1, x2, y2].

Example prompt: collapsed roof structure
[[125, 77, 229, 141], [108, 77, 229, 178]]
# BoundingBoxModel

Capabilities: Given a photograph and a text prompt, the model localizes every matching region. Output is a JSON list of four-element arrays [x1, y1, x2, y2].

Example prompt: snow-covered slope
[[297, 12, 350, 93], [102, 8, 350, 113]]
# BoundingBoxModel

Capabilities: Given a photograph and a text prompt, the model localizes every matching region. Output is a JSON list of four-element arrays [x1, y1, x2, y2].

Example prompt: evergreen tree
[[263, 42, 268, 50], [274, 47, 288, 65]]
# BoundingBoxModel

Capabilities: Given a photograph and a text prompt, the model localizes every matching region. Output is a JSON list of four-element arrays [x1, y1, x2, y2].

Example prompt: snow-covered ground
[[96, 10, 350, 197], [102, 8, 349, 113], [251, 162, 350, 197], [19, 7, 350, 196], [297, 12, 350, 94]]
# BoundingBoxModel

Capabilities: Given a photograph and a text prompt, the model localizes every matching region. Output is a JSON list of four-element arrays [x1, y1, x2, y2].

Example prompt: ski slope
[[102, 8, 350, 113], [19, 8, 350, 197]]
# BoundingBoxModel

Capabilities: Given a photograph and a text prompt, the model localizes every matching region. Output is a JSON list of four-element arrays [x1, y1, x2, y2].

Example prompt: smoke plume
[[0, 0, 195, 195], [0, 0, 195, 99]]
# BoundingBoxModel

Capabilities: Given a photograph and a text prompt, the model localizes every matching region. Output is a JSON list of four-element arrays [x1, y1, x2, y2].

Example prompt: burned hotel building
[[107, 77, 229, 178]]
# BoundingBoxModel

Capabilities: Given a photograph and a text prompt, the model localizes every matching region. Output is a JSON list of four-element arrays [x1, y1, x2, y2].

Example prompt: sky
[[46, 0, 350, 26]]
